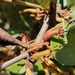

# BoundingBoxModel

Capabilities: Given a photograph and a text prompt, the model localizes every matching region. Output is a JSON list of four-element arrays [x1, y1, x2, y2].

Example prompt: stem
[[0, 13, 49, 71], [0, 52, 29, 70], [14, 1, 43, 9], [62, 18, 67, 44], [0, 28, 29, 48], [35, 14, 49, 42], [0, 0, 43, 9]]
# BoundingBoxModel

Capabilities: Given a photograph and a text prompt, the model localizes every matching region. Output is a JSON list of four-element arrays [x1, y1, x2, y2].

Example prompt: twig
[[1, 14, 49, 70], [0, 51, 29, 70], [25, 14, 50, 74], [35, 14, 49, 42], [13, 0, 43, 9], [0, 14, 49, 70], [0, 28, 29, 48], [0, 0, 43, 9]]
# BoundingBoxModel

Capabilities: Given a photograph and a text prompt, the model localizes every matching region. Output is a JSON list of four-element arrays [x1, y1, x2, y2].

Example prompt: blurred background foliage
[[0, 0, 38, 35]]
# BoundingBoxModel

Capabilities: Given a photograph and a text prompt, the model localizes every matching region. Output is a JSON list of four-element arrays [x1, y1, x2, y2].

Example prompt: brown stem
[[35, 14, 49, 42], [0, 0, 43, 9], [0, 51, 29, 70], [0, 14, 49, 70], [0, 28, 29, 48]]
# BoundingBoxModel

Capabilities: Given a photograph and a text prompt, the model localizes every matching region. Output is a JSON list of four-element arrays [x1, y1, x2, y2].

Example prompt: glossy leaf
[[55, 25, 75, 65], [51, 35, 65, 57]]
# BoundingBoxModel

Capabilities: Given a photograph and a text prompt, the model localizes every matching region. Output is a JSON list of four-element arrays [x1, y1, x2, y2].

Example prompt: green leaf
[[5, 60, 25, 74], [63, 0, 67, 7], [51, 35, 66, 57], [36, 0, 51, 8], [70, 6, 75, 18], [67, 0, 75, 8], [34, 59, 43, 71], [34, 59, 44, 75], [1, 3, 29, 33], [55, 25, 75, 65], [18, 66, 26, 74]]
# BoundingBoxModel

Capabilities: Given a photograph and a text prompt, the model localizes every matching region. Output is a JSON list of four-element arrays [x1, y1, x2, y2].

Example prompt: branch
[[0, 28, 29, 48], [35, 14, 49, 42], [0, 51, 29, 70], [0, 0, 43, 9], [0, 14, 49, 70]]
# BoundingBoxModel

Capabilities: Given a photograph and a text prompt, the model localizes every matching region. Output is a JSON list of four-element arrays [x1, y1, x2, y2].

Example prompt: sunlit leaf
[[70, 6, 75, 18], [67, 0, 75, 8], [55, 25, 75, 65], [51, 34, 66, 56], [18, 66, 26, 74], [5, 60, 25, 74], [34, 59, 44, 75], [34, 59, 43, 70], [36, 0, 51, 8]]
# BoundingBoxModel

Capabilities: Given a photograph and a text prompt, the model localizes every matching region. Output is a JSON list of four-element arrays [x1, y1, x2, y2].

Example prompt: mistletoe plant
[[0, 0, 75, 75]]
